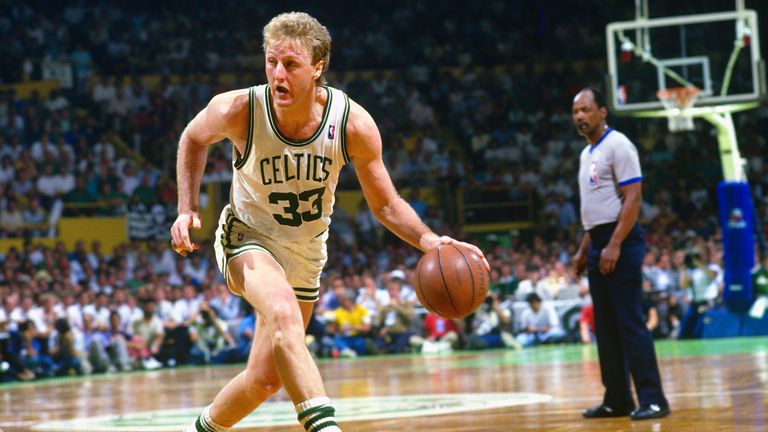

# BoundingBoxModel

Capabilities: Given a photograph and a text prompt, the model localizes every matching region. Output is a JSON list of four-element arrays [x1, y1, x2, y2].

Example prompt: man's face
[[572, 90, 606, 138], [265, 40, 323, 108]]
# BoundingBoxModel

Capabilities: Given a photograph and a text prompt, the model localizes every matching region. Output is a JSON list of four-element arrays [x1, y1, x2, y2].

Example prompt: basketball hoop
[[656, 87, 701, 132]]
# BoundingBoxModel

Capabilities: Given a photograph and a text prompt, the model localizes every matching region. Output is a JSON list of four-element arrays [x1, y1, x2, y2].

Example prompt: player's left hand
[[599, 242, 621, 274], [423, 235, 490, 272]]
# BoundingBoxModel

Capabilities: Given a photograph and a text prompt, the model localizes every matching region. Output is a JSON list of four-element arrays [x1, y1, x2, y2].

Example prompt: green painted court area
[[6, 337, 768, 392], [345, 336, 768, 371]]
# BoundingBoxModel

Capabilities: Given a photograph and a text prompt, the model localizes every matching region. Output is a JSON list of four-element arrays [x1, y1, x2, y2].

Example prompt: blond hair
[[263, 12, 332, 85]]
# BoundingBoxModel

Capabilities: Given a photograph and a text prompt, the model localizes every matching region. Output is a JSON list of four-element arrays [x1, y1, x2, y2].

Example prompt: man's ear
[[313, 60, 325, 81]]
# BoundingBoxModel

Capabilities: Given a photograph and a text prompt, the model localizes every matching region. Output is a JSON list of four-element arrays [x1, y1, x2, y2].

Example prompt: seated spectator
[[579, 303, 595, 344], [52, 165, 76, 198], [130, 297, 164, 370], [354, 199, 379, 246], [95, 182, 128, 216], [121, 164, 140, 196], [0, 316, 36, 381], [44, 89, 70, 112], [642, 285, 661, 338], [63, 176, 97, 216], [183, 256, 208, 285], [387, 269, 418, 304], [542, 193, 577, 229], [318, 276, 346, 313], [30, 134, 56, 163], [49, 318, 83, 376], [678, 248, 717, 339], [132, 174, 158, 206], [490, 263, 517, 301], [538, 262, 574, 300], [356, 274, 388, 323], [152, 285, 193, 365], [466, 293, 517, 350], [329, 289, 372, 357], [0, 156, 14, 185], [92, 76, 117, 107], [375, 279, 415, 354], [22, 198, 48, 237], [232, 303, 256, 361], [515, 267, 544, 301], [11, 166, 35, 196], [406, 187, 428, 219], [81, 313, 113, 373], [104, 311, 133, 372], [54, 136, 76, 166], [416, 312, 462, 354], [17, 320, 54, 378], [515, 293, 566, 347], [0, 200, 25, 238], [189, 302, 235, 364], [208, 283, 242, 329]]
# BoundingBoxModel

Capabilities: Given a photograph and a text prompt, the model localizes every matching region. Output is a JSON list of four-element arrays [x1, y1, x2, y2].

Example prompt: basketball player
[[571, 87, 670, 421], [170, 12, 488, 432]]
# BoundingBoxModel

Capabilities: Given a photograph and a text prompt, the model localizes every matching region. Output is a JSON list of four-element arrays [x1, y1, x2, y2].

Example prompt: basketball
[[414, 243, 489, 319]]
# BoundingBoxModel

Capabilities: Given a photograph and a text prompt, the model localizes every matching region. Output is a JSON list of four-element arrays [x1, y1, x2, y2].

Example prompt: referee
[[571, 87, 670, 421]]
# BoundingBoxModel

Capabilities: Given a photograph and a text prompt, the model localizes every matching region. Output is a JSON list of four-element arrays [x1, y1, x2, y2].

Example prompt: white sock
[[184, 405, 231, 432], [296, 397, 341, 431]]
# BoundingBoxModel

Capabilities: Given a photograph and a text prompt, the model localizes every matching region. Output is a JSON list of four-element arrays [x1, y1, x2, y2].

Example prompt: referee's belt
[[588, 222, 618, 238]]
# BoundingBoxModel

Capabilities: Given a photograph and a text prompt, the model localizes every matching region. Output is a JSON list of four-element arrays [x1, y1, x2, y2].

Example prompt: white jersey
[[229, 84, 350, 241], [578, 128, 643, 231]]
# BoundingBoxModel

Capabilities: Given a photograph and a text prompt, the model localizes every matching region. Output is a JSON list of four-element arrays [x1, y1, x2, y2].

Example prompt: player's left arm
[[346, 100, 488, 269]]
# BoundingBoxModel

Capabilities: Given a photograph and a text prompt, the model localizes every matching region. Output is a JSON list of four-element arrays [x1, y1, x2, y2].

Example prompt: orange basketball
[[414, 243, 489, 319]]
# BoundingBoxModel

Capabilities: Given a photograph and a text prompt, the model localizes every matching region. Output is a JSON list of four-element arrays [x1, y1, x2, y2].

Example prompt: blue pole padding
[[717, 181, 756, 313]]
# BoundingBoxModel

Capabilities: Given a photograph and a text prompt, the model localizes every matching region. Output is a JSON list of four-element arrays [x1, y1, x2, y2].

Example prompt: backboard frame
[[606, 9, 765, 115]]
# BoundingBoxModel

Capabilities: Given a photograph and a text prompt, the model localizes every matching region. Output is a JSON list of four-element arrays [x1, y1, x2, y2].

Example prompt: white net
[[656, 87, 701, 132]]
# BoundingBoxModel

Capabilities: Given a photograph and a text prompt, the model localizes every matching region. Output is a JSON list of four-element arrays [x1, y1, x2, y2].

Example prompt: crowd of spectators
[[2, 0, 768, 383]]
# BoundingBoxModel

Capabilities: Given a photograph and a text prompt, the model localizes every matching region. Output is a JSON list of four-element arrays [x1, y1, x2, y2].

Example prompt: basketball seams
[[450, 244, 475, 315], [416, 257, 441, 317], [436, 246, 460, 317]]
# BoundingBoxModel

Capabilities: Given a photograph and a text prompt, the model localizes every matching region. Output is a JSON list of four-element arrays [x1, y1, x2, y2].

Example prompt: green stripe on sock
[[195, 415, 210, 432], [309, 420, 339, 432], [305, 411, 336, 430], [298, 404, 330, 422]]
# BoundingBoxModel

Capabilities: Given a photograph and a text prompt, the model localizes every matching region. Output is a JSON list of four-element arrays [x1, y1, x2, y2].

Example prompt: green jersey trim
[[234, 86, 255, 170], [340, 93, 351, 164], [265, 85, 332, 147]]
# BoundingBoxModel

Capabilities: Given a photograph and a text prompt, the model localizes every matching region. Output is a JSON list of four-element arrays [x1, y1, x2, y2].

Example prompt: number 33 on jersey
[[228, 84, 350, 241]]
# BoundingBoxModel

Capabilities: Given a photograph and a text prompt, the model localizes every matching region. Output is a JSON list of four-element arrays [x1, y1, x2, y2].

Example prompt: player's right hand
[[572, 251, 587, 277], [170, 212, 202, 256]]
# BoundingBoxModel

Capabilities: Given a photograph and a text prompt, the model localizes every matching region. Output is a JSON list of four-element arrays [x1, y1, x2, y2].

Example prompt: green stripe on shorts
[[294, 287, 320, 302]]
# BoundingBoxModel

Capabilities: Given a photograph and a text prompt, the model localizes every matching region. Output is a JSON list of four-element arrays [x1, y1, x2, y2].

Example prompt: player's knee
[[245, 368, 281, 397], [269, 302, 305, 350]]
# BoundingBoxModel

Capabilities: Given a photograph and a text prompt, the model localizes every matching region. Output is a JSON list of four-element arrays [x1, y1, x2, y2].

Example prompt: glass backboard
[[606, 9, 765, 115]]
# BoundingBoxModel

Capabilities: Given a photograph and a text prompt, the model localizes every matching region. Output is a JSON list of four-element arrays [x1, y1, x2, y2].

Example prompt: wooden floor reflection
[[2, 338, 768, 431]]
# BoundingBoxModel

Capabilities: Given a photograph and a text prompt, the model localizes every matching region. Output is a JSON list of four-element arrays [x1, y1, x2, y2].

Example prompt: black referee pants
[[588, 222, 668, 410]]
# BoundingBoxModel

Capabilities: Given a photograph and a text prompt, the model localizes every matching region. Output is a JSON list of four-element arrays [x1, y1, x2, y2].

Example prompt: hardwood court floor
[[2, 338, 768, 431]]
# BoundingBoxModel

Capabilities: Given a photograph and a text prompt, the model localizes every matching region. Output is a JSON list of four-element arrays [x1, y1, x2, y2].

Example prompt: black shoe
[[582, 404, 632, 418], [630, 404, 670, 420]]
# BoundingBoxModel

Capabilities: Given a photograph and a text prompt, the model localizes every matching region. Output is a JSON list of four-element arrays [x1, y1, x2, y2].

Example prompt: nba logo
[[327, 124, 335, 139], [589, 160, 599, 187], [237, 233, 244, 242], [727, 208, 747, 229]]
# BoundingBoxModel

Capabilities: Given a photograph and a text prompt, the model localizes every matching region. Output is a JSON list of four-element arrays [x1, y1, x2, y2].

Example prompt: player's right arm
[[171, 89, 249, 256]]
